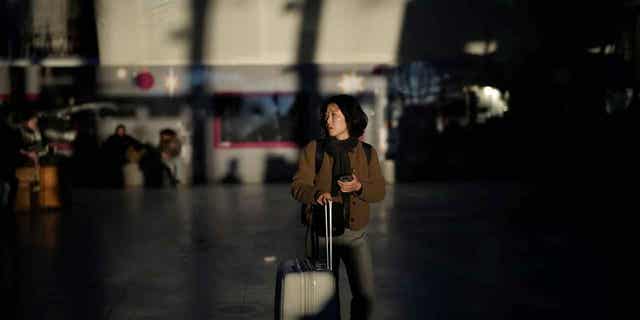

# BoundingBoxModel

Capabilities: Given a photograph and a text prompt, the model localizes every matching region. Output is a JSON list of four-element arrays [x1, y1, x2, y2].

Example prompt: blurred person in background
[[159, 128, 182, 186], [101, 124, 139, 187], [140, 128, 182, 188], [16, 110, 49, 192]]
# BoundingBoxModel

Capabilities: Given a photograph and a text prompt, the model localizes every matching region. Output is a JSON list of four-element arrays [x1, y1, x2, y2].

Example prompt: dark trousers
[[320, 228, 375, 320]]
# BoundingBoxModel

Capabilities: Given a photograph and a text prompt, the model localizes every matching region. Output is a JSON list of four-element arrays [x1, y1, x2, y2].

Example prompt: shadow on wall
[[218, 156, 296, 184], [221, 158, 241, 184], [264, 156, 297, 184]]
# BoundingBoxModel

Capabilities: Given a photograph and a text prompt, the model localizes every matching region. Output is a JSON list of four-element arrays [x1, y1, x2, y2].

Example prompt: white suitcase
[[275, 201, 340, 319]]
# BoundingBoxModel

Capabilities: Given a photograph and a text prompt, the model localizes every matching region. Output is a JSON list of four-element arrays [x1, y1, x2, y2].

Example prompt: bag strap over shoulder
[[314, 139, 325, 174], [301, 139, 325, 228], [361, 141, 372, 164]]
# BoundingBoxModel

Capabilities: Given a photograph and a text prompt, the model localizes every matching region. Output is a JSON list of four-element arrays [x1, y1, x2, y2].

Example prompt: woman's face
[[325, 103, 349, 140]]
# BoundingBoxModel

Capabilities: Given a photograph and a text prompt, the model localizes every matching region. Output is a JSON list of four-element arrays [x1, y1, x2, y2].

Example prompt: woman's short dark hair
[[320, 94, 368, 138]]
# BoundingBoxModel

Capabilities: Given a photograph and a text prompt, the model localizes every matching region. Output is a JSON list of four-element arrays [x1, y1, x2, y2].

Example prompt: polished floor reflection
[[9, 182, 614, 319]]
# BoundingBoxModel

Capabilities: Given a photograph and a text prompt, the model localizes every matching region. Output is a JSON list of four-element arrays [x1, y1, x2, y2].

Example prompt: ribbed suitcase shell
[[275, 202, 339, 319], [275, 258, 338, 319]]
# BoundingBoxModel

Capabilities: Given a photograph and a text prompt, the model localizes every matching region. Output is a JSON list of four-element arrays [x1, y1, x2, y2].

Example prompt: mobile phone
[[339, 175, 353, 182]]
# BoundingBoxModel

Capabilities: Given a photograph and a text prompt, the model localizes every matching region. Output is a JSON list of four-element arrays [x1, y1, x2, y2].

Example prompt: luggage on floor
[[14, 165, 62, 211], [38, 165, 62, 209], [275, 201, 339, 319], [14, 167, 37, 212]]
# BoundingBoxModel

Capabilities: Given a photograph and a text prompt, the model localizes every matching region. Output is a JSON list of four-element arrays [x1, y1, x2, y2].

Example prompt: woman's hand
[[316, 192, 333, 205], [338, 174, 362, 193]]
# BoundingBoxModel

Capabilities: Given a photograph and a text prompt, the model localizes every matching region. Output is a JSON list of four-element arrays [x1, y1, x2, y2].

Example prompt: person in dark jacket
[[158, 128, 182, 186], [15, 110, 49, 192], [101, 124, 139, 187], [291, 94, 386, 319], [17, 110, 48, 165], [139, 128, 181, 188]]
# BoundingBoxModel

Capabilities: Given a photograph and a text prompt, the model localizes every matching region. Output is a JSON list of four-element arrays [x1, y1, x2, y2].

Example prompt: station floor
[[8, 181, 617, 319]]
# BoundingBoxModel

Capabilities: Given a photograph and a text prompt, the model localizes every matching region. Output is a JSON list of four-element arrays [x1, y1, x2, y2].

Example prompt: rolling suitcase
[[275, 201, 340, 319]]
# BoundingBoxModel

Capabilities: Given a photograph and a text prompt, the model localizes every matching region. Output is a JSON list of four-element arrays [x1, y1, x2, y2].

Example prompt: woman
[[291, 94, 386, 319]]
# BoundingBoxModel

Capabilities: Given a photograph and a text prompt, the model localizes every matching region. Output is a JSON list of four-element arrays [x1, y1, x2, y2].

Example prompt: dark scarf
[[325, 137, 359, 220]]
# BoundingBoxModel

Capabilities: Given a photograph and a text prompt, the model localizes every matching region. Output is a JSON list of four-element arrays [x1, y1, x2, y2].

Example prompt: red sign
[[135, 71, 155, 90]]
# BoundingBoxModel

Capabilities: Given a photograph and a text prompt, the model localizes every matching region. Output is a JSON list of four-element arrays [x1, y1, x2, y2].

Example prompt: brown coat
[[291, 140, 386, 230]]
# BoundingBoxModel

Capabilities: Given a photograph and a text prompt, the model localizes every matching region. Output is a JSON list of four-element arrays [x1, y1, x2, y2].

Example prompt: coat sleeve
[[357, 146, 386, 203], [291, 141, 320, 205]]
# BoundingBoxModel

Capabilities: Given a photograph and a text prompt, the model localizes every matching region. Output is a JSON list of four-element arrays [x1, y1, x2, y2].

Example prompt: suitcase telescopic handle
[[324, 200, 333, 271]]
